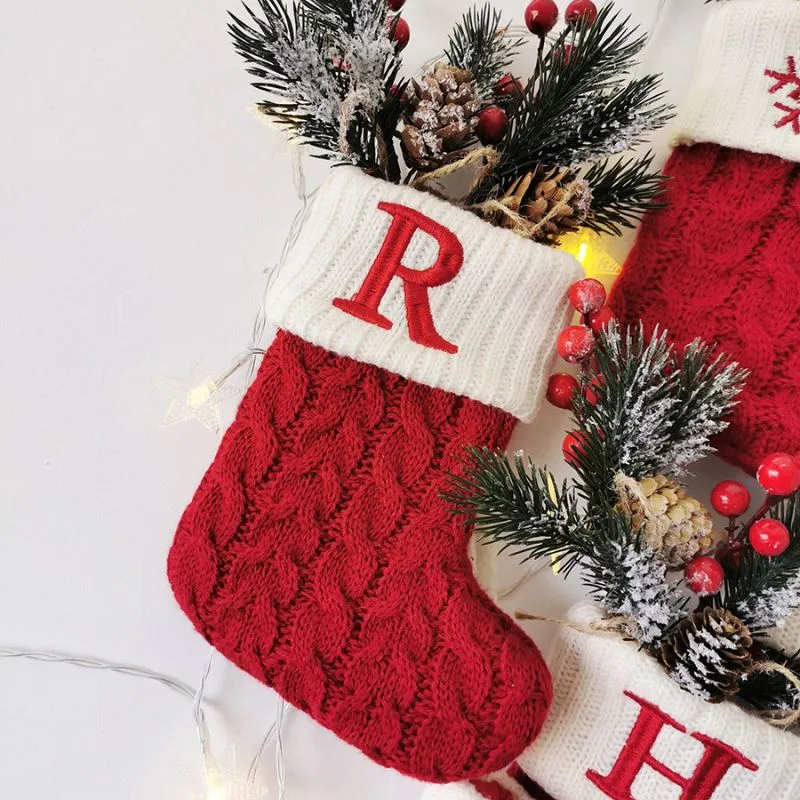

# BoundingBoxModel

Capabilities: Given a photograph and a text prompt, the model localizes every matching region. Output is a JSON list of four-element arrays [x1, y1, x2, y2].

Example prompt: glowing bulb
[[188, 381, 217, 408], [559, 230, 622, 285], [206, 779, 228, 800]]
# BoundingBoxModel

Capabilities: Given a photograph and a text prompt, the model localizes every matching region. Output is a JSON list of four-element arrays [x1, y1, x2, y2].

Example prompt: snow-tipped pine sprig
[[729, 495, 800, 634], [445, 450, 681, 645], [446, 322, 743, 651], [229, 0, 403, 176], [571, 323, 747, 500], [596, 537, 681, 645]]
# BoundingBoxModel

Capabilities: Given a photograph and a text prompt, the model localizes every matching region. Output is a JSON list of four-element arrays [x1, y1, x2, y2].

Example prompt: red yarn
[[611, 143, 800, 475], [471, 779, 516, 800], [332, 200, 464, 353], [168, 330, 552, 782]]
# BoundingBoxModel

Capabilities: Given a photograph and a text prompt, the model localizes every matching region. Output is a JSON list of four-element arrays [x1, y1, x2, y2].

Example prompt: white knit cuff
[[436, 603, 800, 800], [676, 0, 800, 163], [267, 167, 582, 422]]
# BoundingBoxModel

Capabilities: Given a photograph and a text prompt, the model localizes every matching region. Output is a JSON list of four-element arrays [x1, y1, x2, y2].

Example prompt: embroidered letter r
[[333, 202, 464, 353]]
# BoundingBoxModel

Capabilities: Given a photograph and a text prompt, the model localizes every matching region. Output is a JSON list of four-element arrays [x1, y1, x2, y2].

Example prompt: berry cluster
[[546, 278, 616, 426], [684, 455, 800, 596], [547, 281, 800, 601], [524, 0, 598, 37], [474, 0, 600, 146]]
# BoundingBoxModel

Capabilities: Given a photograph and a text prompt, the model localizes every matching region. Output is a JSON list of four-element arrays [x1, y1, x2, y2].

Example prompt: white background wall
[[2, 1, 750, 798]]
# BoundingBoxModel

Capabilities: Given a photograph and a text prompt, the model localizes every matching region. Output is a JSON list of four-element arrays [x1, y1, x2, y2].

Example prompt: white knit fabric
[[421, 603, 800, 800], [267, 167, 582, 421], [676, 0, 800, 164]]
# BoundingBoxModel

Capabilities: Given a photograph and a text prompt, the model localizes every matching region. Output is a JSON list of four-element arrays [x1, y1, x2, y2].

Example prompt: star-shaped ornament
[[159, 368, 242, 434]]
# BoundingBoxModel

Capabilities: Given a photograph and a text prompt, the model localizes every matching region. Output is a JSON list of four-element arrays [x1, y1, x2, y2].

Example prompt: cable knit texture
[[611, 143, 800, 474], [168, 168, 582, 779], [168, 331, 553, 781], [421, 604, 800, 799], [613, 0, 800, 473]]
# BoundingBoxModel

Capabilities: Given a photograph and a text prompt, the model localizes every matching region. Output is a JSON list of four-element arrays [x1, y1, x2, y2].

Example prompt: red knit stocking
[[167, 166, 581, 781], [611, 143, 800, 474], [610, 0, 800, 474], [168, 331, 551, 781]]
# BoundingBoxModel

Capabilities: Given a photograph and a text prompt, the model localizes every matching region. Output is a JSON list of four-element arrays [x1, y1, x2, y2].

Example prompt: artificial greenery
[[446, 322, 800, 718], [445, 446, 681, 644], [582, 154, 664, 236], [447, 322, 741, 646], [473, 9, 665, 189], [229, 0, 404, 178], [467, 6, 673, 234], [726, 495, 800, 634], [444, 5, 525, 95], [228, 0, 673, 238]]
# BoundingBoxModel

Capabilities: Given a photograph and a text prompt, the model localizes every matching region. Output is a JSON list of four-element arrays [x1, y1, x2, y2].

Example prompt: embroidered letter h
[[333, 202, 464, 353], [586, 692, 758, 800]]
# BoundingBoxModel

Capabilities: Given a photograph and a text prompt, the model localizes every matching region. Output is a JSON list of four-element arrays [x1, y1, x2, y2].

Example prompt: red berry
[[496, 72, 524, 98], [710, 480, 751, 517], [476, 105, 508, 145], [684, 557, 725, 596], [565, 0, 598, 26], [546, 373, 579, 410], [568, 278, 606, 314], [562, 431, 586, 464], [387, 0, 406, 9], [588, 306, 616, 334], [757, 452, 800, 496], [749, 518, 791, 557], [557, 325, 595, 363], [525, 0, 559, 36], [391, 17, 410, 50]]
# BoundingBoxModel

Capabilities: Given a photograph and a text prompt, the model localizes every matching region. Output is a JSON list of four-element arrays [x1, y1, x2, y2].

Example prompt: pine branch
[[472, 6, 656, 200], [589, 522, 683, 646], [729, 495, 800, 633], [445, 447, 588, 569], [582, 153, 667, 235], [445, 447, 680, 644], [535, 73, 673, 168], [444, 4, 525, 95], [570, 323, 745, 496], [669, 340, 748, 473], [229, 0, 401, 175]]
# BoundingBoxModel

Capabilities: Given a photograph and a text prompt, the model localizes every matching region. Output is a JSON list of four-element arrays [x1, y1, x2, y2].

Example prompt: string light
[[0, 645, 287, 798], [558, 229, 622, 287], [160, 145, 315, 431]]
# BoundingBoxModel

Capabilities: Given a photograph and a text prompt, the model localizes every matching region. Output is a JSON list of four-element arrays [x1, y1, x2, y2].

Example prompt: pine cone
[[616, 475, 719, 569], [401, 64, 480, 169], [661, 607, 753, 703], [498, 169, 591, 243]]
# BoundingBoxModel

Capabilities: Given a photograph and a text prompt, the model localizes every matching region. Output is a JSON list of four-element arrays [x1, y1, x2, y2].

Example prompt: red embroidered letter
[[586, 691, 758, 800], [332, 202, 464, 353]]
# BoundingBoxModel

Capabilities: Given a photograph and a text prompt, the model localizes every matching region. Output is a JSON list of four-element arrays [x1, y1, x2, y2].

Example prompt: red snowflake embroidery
[[765, 56, 800, 135]]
